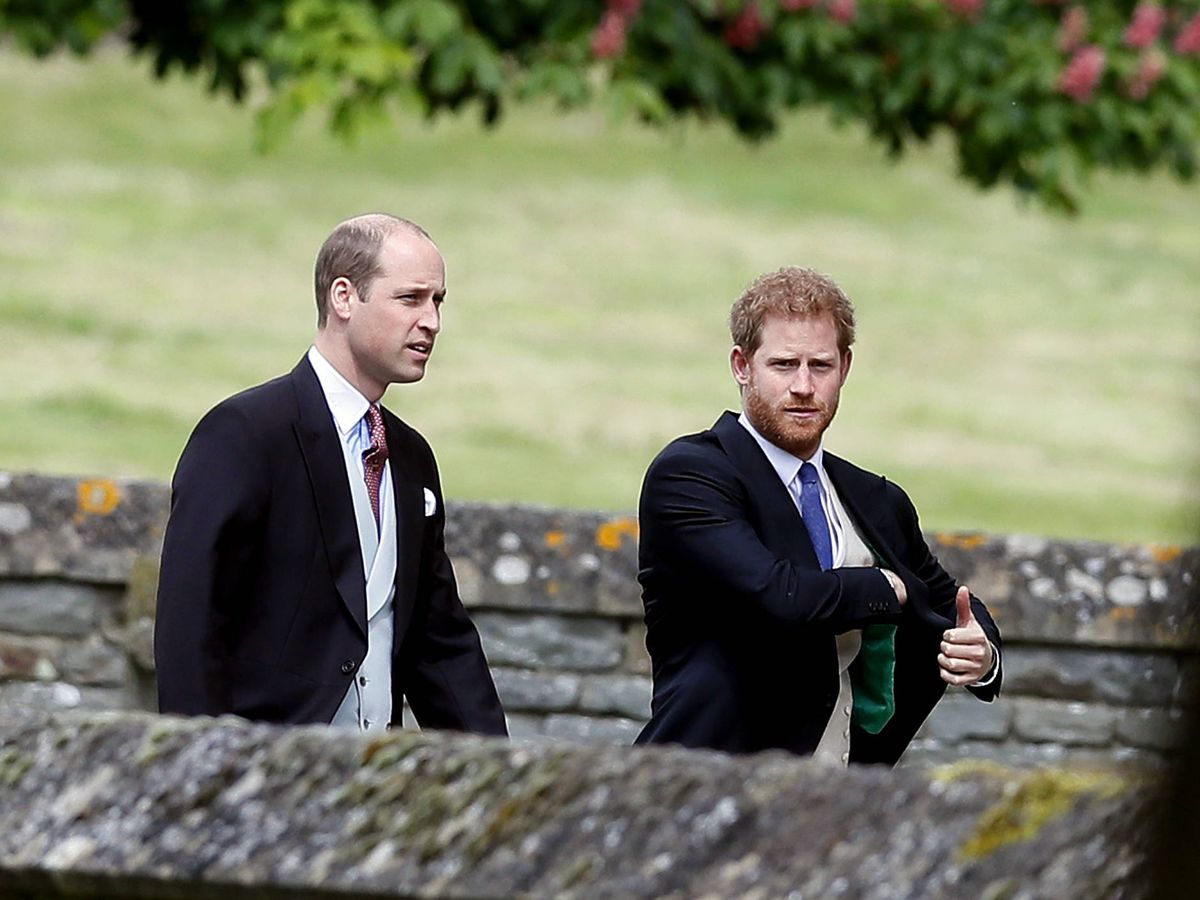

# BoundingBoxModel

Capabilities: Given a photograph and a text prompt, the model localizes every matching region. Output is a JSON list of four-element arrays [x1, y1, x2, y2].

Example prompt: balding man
[[156, 214, 506, 736]]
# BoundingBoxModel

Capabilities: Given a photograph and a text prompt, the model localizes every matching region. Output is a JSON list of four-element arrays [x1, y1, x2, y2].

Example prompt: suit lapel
[[822, 453, 896, 568], [712, 411, 821, 568], [289, 357, 368, 637], [826, 452, 952, 630], [382, 411, 422, 621]]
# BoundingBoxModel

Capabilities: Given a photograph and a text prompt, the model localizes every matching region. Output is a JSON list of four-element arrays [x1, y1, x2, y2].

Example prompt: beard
[[743, 378, 838, 460]]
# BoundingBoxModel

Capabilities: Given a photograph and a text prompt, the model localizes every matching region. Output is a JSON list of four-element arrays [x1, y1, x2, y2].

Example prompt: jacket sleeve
[[887, 481, 1003, 701], [639, 442, 905, 633], [398, 455, 507, 736], [155, 402, 268, 716]]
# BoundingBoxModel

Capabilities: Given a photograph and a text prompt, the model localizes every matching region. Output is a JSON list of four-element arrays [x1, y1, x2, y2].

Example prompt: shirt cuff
[[969, 641, 1001, 687]]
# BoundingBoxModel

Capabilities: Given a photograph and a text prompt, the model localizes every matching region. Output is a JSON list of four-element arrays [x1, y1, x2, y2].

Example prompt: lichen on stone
[[0, 748, 33, 787], [945, 763, 1131, 859]]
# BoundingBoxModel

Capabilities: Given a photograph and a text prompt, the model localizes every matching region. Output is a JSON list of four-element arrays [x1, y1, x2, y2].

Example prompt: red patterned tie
[[362, 404, 389, 531]]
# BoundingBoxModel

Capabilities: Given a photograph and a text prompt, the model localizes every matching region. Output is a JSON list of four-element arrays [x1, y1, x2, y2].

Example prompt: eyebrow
[[766, 351, 835, 362]]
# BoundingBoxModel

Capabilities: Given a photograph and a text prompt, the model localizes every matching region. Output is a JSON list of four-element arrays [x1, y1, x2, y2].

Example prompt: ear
[[731, 345, 751, 388], [839, 348, 853, 385], [326, 276, 357, 324]]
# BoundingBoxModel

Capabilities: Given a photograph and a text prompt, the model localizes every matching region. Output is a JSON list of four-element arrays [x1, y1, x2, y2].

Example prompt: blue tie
[[799, 462, 833, 570]]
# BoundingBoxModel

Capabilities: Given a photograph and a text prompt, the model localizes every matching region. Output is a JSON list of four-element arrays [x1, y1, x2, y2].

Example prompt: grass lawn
[[1, 47, 1197, 545]]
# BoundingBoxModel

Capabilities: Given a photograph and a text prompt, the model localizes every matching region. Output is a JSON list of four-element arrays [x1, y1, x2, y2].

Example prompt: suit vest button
[[340, 660, 357, 675]]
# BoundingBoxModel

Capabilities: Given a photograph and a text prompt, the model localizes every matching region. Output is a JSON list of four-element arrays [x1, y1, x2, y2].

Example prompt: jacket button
[[340, 660, 357, 675]]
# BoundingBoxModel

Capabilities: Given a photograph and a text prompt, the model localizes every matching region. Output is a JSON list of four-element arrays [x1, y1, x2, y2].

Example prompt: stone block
[[1114, 707, 1186, 752], [916, 693, 1012, 743], [1012, 698, 1117, 747], [543, 713, 643, 746], [900, 738, 1165, 772], [504, 713, 547, 741], [0, 580, 103, 637], [1175, 656, 1200, 707], [1002, 647, 1179, 706], [107, 617, 155, 673], [491, 668, 579, 713], [622, 622, 652, 675], [0, 681, 133, 713], [122, 554, 160, 622], [0, 473, 168, 582], [57, 635, 132, 687], [578, 674, 652, 720], [0, 634, 61, 681], [900, 739, 1070, 770], [445, 504, 641, 617], [474, 612, 623, 672], [1061, 745, 1170, 771]]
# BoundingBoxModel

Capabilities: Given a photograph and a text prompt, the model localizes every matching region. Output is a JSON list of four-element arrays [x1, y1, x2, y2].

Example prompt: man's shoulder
[[201, 371, 296, 427], [642, 421, 742, 494], [651, 425, 726, 467]]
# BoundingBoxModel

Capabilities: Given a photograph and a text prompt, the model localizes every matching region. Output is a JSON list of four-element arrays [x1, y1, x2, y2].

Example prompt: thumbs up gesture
[[938, 586, 994, 686]]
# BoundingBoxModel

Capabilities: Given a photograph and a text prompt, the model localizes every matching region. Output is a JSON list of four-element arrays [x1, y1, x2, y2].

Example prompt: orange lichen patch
[[935, 532, 988, 550], [1109, 607, 1138, 622], [546, 581, 560, 597], [1149, 545, 1181, 563], [596, 518, 639, 551], [544, 530, 567, 549], [76, 479, 120, 517]]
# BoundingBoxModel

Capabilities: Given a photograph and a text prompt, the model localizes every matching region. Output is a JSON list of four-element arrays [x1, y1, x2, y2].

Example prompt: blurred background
[[1, 27, 1197, 546]]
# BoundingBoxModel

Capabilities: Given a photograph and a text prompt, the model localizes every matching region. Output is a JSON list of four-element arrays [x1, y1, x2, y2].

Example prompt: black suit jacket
[[634, 412, 1000, 764], [155, 356, 506, 735]]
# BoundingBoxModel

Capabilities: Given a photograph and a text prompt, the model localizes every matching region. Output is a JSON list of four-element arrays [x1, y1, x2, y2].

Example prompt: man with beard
[[634, 267, 1001, 764]]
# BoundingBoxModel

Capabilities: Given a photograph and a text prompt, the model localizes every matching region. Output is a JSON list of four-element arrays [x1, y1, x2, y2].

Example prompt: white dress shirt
[[308, 346, 397, 732]]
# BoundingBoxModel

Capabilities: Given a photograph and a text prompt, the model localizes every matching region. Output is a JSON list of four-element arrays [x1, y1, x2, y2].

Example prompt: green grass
[[1, 47, 1197, 545]]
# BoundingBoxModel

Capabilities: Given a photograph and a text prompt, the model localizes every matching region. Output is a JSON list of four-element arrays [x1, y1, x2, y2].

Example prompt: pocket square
[[423, 487, 437, 517]]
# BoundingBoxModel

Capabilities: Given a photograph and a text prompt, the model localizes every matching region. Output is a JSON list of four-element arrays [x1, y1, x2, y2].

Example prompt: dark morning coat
[[634, 411, 1000, 764], [154, 356, 506, 734]]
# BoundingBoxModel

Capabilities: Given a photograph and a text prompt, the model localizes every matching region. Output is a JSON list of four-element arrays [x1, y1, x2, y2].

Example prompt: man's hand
[[880, 568, 907, 607], [938, 586, 994, 685]]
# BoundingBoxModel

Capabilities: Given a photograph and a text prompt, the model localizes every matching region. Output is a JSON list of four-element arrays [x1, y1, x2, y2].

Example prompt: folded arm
[[640, 444, 908, 633]]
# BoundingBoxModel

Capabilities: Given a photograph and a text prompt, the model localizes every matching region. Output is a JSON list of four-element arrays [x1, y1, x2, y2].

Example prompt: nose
[[790, 366, 814, 396], [419, 299, 441, 334]]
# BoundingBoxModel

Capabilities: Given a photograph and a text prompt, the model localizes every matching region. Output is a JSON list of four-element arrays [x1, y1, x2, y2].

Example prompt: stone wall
[[0, 711, 1160, 898], [1, 472, 1197, 768]]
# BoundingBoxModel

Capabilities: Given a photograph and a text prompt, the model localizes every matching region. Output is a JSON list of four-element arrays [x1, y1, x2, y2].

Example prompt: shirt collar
[[307, 346, 370, 439], [736, 411, 826, 488]]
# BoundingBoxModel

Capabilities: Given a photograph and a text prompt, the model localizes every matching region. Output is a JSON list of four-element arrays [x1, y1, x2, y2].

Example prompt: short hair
[[313, 214, 433, 327], [729, 266, 857, 357]]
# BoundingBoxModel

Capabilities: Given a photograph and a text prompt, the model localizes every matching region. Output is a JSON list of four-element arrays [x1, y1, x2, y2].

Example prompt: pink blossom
[[591, 10, 627, 59], [1174, 12, 1200, 55], [724, 3, 766, 51], [1126, 50, 1166, 100], [1057, 6, 1088, 53], [1057, 44, 1105, 103], [828, 0, 857, 25], [1123, 3, 1167, 49], [606, 0, 643, 15], [943, 0, 985, 21]]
